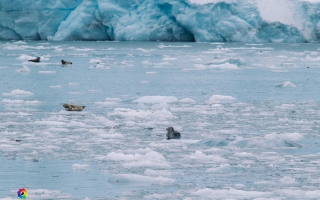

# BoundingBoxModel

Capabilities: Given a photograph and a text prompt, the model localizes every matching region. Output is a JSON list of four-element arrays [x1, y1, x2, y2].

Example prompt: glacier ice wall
[[1, 0, 320, 42]]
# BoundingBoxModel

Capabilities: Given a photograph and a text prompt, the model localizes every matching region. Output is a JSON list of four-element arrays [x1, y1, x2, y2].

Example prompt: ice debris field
[[3, 0, 320, 42], [1, 40, 320, 199]]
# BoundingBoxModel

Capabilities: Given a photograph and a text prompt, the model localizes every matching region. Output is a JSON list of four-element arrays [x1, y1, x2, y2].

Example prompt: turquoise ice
[[1, 0, 320, 42]]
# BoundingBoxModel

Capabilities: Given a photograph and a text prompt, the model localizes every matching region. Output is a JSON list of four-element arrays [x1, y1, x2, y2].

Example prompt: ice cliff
[[1, 0, 320, 42]]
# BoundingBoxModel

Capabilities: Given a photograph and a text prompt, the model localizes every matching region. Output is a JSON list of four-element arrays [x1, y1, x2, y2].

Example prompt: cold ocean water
[[0, 41, 320, 199]]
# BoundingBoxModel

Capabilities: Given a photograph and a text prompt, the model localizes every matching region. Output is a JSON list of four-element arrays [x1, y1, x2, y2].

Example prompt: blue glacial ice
[[2, 0, 320, 42]]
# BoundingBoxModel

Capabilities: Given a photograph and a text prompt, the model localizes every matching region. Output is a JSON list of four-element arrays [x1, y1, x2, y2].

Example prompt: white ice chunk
[[133, 96, 178, 104], [72, 164, 90, 170], [180, 98, 196, 104], [39, 71, 55, 74], [276, 81, 296, 87], [15, 66, 30, 73], [1, 99, 41, 105], [108, 174, 175, 185], [207, 95, 236, 104], [2, 89, 33, 96]]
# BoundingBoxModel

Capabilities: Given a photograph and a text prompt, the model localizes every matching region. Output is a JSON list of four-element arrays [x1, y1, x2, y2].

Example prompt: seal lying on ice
[[63, 104, 86, 111], [61, 59, 72, 65], [28, 57, 40, 63], [166, 127, 181, 140]]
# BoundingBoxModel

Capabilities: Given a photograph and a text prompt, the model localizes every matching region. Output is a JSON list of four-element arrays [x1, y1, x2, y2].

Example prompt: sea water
[[0, 41, 320, 199]]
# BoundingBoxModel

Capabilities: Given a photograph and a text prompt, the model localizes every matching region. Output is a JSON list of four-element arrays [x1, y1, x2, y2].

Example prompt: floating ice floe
[[39, 71, 55, 74], [108, 174, 175, 185], [206, 57, 245, 65], [88, 129, 124, 139], [2, 89, 33, 96], [144, 169, 171, 176], [72, 164, 90, 170], [69, 83, 80, 86], [50, 85, 62, 88], [104, 152, 142, 161], [279, 176, 296, 184], [1, 99, 41, 105], [133, 96, 178, 104], [89, 58, 102, 63], [146, 71, 157, 74], [109, 108, 176, 120], [103, 151, 170, 168], [264, 132, 303, 141], [230, 47, 274, 51], [68, 47, 93, 51], [158, 44, 191, 48], [302, 55, 320, 61], [136, 48, 150, 52], [15, 65, 30, 73], [192, 188, 271, 199], [207, 95, 236, 104], [12, 41, 27, 45], [141, 60, 153, 65], [189, 150, 227, 162], [180, 98, 196, 104], [162, 57, 177, 61], [185, 62, 239, 70], [95, 98, 121, 106], [275, 81, 296, 87], [153, 62, 173, 68], [16, 54, 37, 60], [88, 64, 110, 69]]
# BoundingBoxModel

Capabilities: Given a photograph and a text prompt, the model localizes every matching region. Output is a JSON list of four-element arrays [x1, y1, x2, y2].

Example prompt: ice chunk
[[133, 96, 178, 104], [1, 99, 41, 105], [108, 174, 175, 185], [189, 150, 227, 162], [39, 71, 56, 74], [72, 164, 90, 170], [180, 98, 196, 104], [276, 81, 296, 87], [207, 95, 236, 104], [15, 66, 30, 73], [192, 188, 271, 199], [2, 89, 33, 96]]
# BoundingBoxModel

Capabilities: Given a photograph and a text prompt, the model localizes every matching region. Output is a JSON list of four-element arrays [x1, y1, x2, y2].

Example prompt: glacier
[[1, 0, 320, 42]]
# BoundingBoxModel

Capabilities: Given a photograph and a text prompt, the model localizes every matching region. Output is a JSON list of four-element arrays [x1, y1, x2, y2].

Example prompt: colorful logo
[[17, 188, 28, 199]]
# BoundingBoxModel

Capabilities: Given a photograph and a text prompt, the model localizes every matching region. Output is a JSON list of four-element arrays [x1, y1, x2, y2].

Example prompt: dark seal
[[61, 59, 72, 65], [63, 104, 86, 111], [28, 57, 40, 63], [166, 127, 181, 140]]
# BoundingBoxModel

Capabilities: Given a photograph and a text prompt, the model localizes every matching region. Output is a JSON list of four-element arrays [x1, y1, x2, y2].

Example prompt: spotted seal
[[166, 127, 181, 140], [61, 59, 72, 65], [63, 104, 86, 111], [28, 57, 40, 63]]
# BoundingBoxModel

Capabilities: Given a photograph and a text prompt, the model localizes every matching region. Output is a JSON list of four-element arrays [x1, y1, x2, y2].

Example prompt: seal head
[[166, 127, 181, 140]]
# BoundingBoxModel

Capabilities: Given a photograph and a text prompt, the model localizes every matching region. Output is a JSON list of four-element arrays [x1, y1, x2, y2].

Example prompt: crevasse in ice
[[1, 0, 320, 42]]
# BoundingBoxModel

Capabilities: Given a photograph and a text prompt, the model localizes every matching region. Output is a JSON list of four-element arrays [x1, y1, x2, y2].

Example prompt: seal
[[28, 57, 40, 63], [166, 127, 181, 140], [61, 59, 72, 65], [63, 104, 86, 111]]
